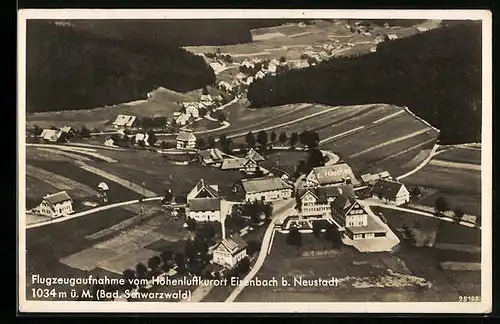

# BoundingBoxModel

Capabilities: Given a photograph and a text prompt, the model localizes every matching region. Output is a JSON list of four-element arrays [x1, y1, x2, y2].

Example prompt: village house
[[187, 179, 222, 222], [59, 126, 77, 138], [112, 114, 137, 129], [388, 34, 398, 40], [384, 22, 390, 28], [217, 81, 233, 92], [416, 26, 428, 32], [235, 72, 247, 82], [374, 34, 386, 44], [254, 70, 266, 80], [297, 185, 354, 219], [33, 191, 74, 218], [371, 179, 410, 206], [134, 133, 149, 146], [40, 129, 63, 143], [221, 157, 259, 174], [331, 196, 387, 240], [212, 233, 248, 268], [243, 76, 254, 86], [241, 59, 255, 69], [304, 163, 360, 188], [293, 60, 310, 69], [239, 176, 293, 202], [266, 62, 278, 74], [370, 47, 377, 53], [200, 94, 213, 107], [209, 60, 226, 73], [104, 137, 115, 147], [246, 148, 266, 162], [197, 148, 225, 167], [175, 113, 190, 126], [298, 22, 306, 28], [176, 132, 197, 149]]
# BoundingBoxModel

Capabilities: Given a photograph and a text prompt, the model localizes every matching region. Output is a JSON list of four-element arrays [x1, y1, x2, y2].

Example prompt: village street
[[225, 198, 295, 303]]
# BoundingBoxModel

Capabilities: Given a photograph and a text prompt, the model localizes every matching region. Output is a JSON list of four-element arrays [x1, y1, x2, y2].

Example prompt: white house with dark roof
[[304, 163, 360, 188], [297, 185, 354, 218], [176, 132, 197, 149], [212, 233, 248, 268], [33, 191, 74, 218], [330, 196, 387, 240], [371, 179, 410, 206], [112, 115, 137, 129], [255, 70, 266, 79], [388, 34, 398, 40], [187, 179, 222, 222], [175, 113, 190, 126], [134, 133, 150, 146], [40, 129, 63, 143], [240, 176, 293, 202], [221, 157, 259, 174], [360, 171, 392, 185], [184, 103, 200, 119]]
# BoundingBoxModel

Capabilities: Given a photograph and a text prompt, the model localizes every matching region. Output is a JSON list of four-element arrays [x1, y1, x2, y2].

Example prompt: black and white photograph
[[17, 9, 492, 313]]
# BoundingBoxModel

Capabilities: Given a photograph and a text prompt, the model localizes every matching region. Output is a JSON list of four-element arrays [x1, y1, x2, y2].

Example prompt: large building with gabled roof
[[297, 185, 354, 218], [33, 191, 74, 218], [187, 179, 222, 222], [212, 233, 248, 268], [239, 176, 293, 202], [371, 179, 410, 206], [304, 163, 360, 188]]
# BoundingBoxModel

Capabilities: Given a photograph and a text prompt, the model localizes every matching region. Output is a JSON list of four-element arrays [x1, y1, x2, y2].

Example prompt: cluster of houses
[[197, 147, 266, 175], [174, 93, 224, 126], [37, 126, 77, 143]]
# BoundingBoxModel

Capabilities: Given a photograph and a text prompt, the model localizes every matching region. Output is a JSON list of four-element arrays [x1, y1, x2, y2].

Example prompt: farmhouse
[[243, 76, 254, 86], [200, 94, 213, 106], [240, 176, 293, 202], [388, 34, 398, 40], [217, 81, 233, 92], [304, 163, 360, 188], [374, 34, 385, 44], [370, 47, 377, 53], [59, 126, 76, 137], [235, 72, 247, 81], [112, 115, 137, 129], [175, 113, 190, 126], [246, 148, 266, 162], [255, 70, 266, 79], [176, 132, 197, 149], [371, 179, 410, 206], [197, 148, 225, 167], [183, 103, 200, 119], [212, 234, 248, 269], [187, 179, 221, 222], [330, 196, 387, 240], [266, 62, 278, 74], [33, 191, 74, 218], [221, 157, 259, 174], [209, 60, 226, 73], [297, 185, 354, 219], [40, 129, 63, 143], [241, 59, 255, 68], [416, 26, 428, 32], [134, 133, 150, 146]]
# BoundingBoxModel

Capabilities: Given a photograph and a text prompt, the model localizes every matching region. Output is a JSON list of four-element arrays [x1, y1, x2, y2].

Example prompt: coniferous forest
[[26, 20, 216, 113], [247, 21, 482, 144]]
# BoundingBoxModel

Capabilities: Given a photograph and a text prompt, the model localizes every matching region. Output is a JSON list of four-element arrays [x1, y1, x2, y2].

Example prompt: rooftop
[[371, 179, 405, 200], [177, 132, 196, 141], [188, 197, 221, 212], [43, 191, 72, 206], [309, 163, 360, 186], [217, 233, 248, 254], [241, 176, 292, 194]]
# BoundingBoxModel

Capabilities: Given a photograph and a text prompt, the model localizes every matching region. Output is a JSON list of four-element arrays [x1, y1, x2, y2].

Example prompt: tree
[[80, 126, 91, 138], [137, 140, 146, 148], [186, 217, 197, 231], [279, 56, 287, 63], [174, 253, 186, 273], [207, 135, 216, 148], [295, 195, 302, 212], [247, 240, 261, 255], [290, 132, 299, 147], [296, 159, 308, 177], [453, 208, 465, 221], [122, 269, 136, 289], [32, 125, 42, 136], [162, 188, 173, 204], [196, 137, 206, 148], [278, 132, 288, 145], [237, 257, 251, 273], [307, 149, 325, 169], [270, 131, 277, 143], [435, 196, 449, 213], [312, 221, 323, 237], [135, 262, 148, 280], [216, 112, 226, 123], [202, 86, 209, 95], [147, 131, 157, 147], [199, 107, 208, 118], [147, 255, 162, 274], [309, 131, 320, 148], [245, 131, 256, 148], [299, 130, 311, 147], [160, 250, 173, 266], [287, 227, 303, 254], [256, 130, 268, 147]]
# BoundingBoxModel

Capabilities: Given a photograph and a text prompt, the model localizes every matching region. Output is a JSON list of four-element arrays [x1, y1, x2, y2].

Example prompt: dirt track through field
[[36, 148, 93, 162], [428, 160, 481, 171], [369, 138, 437, 165], [26, 164, 96, 196]]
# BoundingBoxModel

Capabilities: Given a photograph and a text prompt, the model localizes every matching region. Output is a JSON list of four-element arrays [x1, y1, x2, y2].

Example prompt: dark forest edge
[[246, 21, 482, 145]]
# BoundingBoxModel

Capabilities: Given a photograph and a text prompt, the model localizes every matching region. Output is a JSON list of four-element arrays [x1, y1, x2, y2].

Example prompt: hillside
[[247, 21, 482, 144], [26, 20, 216, 113]]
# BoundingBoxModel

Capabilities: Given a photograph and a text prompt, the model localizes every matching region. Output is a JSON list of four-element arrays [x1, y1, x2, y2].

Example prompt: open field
[[26, 88, 191, 130], [260, 151, 308, 177], [235, 232, 475, 302], [416, 191, 481, 217], [437, 147, 481, 165]]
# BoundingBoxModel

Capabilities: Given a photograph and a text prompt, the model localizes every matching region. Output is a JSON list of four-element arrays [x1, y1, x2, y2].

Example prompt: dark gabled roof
[[371, 179, 405, 200], [188, 197, 221, 212], [330, 195, 357, 217], [216, 234, 247, 254], [194, 179, 219, 198], [176, 132, 196, 142], [43, 191, 72, 206], [246, 149, 265, 162], [298, 185, 355, 204]]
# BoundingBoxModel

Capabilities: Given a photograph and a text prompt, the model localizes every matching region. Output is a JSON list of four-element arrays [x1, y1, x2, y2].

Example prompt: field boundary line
[[27, 143, 97, 152], [371, 110, 404, 124], [349, 128, 431, 159], [74, 161, 158, 197], [428, 159, 481, 171], [319, 126, 365, 145]]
